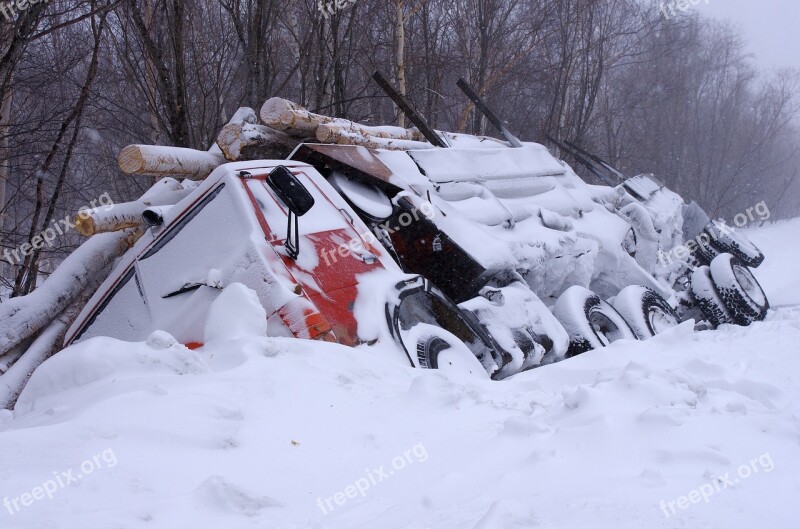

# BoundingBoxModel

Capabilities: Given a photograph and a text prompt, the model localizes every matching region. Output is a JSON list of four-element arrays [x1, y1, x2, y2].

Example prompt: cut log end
[[118, 145, 224, 180], [118, 145, 147, 175], [74, 214, 96, 237]]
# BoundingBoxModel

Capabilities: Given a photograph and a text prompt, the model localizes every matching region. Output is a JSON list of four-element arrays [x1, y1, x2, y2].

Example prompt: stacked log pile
[[119, 97, 431, 180]]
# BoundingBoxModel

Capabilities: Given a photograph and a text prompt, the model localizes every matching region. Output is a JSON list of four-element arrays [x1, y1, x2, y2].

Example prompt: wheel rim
[[588, 311, 616, 345], [416, 332, 488, 378], [732, 264, 766, 306], [647, 306, 677, 334], [435, 341, 487, 377]]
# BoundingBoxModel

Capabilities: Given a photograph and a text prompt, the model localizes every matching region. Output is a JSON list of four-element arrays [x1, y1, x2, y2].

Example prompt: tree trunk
[[0, 85, 10, 232], [394, 0, 406, 128]]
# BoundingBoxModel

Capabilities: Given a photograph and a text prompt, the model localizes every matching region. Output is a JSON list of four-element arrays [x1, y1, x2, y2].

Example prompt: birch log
[[260, 97, 349, 138], [315, 122, 425, 143], [0, 318, 68, 409], [261, 97, 431, 147], [74, 189, 192, 236], [0, 262, 117, 410], [314, 127, 434, 150], [118, 145, 225, 180], [0, 228, 142, 357], [74, 177, 194, 236], [216, 122, 299, 161]]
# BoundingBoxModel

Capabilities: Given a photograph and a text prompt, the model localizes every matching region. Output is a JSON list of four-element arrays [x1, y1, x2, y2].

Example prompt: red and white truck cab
[[64, 161, 496, 375]]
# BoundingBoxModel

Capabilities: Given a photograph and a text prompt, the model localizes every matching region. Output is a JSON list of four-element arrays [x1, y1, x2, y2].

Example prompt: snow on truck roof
[[406, 143, 567, 184]]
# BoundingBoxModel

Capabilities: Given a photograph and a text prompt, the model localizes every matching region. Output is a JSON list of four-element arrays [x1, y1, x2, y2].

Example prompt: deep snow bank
[[0, 220, 798, 529]]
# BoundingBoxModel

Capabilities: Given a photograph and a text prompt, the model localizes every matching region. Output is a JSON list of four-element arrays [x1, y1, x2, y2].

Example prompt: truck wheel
[[691, 237, 719, 266], [709, 253, 769, 325], [415, 328, 488, 378], [690, 265, 733, 328], [387, 276, 500, 377], [553, 286, 637, 358], [704, 224, 764, 268], [612, 285, 680, 340]]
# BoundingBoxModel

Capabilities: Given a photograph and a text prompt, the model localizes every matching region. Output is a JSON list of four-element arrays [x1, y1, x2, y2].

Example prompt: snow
[[329, 172, 394, 220], [746, 217, 800, 308], [408, 145, 567, 183], [1, 220, 799, 528], [203, 283, 268, 343]]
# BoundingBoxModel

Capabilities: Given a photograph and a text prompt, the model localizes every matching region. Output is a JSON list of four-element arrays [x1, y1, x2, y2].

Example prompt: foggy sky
[[693, 0, 800, 70]]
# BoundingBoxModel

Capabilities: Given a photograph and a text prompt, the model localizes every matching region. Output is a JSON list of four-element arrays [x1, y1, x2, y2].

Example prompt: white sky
[[690, 0, 800, 70]]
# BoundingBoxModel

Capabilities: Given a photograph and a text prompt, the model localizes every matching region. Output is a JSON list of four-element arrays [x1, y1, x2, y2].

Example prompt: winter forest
[[0, 0, 798, 299]]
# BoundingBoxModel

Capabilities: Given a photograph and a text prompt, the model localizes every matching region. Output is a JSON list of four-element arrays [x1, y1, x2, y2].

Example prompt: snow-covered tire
[[387, 276, 500, 376], [690, 265, 733, 328], [704, 224, 764, 268], [612, 286, 680, 340], [415, 330, 488, 378], [553, 286, 638, 358], [691, 237, 719, 266], [709, 253, 769, 325]]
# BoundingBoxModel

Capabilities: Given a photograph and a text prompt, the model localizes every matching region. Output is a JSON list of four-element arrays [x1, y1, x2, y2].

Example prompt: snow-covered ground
[[1, 219, 799, 529]]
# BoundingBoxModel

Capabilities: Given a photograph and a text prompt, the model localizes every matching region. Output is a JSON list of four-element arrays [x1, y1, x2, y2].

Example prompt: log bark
[[262, 97, 431, 147], [314, 127, 433, 150], [0, 256, 117, 410], [0, 317, 67, 410], [118, 145, 225, 180], [315, 122, 425, 143], [260, 97, 345, 138], [216, 122, 298, 161], [75, 177, 193, 236], [229, 106, 258, 125], [0, 228, 143, 358], [74, 188, 192, 236]]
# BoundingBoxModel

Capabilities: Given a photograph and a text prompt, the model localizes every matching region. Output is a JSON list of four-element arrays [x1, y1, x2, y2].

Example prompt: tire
[[612, 286, 680, 340], [709, 253, 769, 325], [690, 265, 734, 328], [415, 327, 489, 378], [387, 276, 501, 376], [691, 236, 719, 266], [704, 223, 764, 268], [553, 286, 638, 358]]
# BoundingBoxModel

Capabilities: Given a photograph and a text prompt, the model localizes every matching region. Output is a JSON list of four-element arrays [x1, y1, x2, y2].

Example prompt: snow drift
[[0, 219, 798, 528]]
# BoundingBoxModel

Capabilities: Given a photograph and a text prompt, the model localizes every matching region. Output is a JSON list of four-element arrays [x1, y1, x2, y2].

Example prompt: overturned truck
[[0, 77, 770, 404]]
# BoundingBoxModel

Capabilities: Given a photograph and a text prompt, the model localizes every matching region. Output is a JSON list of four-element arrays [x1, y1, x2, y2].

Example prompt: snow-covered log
[[261, 97, 429, 146], [0, 318, 67, 409], [229, 106, 259, 125], [0, 229, 142, 358], [0, 262, 110, 409], [316, 122, 425, 143], [73, 204, 142, 237], [118, 145, 225, 180], [260, 97, 348, 138], [0, 336, 34, 375], [216, 122, 298, 161], [74, 185, 194, 236], [314, 126, 434, 150]]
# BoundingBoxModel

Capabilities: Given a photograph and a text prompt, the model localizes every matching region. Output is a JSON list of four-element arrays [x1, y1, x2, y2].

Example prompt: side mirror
[[267, 166, 315, 216], [267, 166, 315, 260]]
